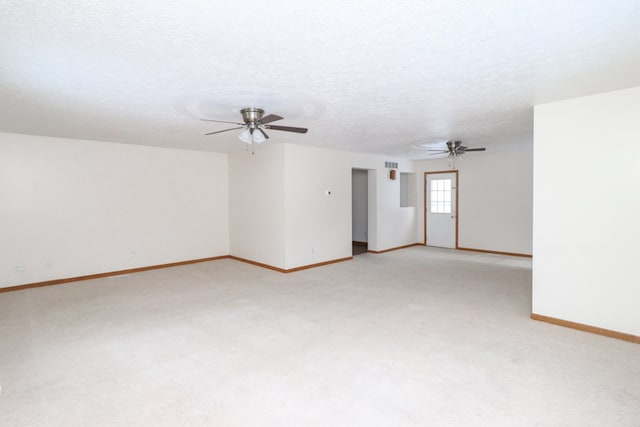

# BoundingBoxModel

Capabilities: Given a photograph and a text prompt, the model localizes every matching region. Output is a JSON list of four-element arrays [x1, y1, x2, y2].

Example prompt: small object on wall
[[390, 170, 396, 180]]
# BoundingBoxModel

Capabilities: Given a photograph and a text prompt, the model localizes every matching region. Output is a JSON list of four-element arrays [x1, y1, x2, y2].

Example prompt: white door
[[426, 172, 457, 248]]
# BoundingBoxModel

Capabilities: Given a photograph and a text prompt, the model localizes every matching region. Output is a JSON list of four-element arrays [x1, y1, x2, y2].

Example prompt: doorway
[[352, 169, 369, 255], [425, 171, 458, 248]]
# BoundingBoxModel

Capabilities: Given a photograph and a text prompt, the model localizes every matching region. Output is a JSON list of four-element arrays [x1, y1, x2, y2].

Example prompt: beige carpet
[[1, 247, 638, 426]]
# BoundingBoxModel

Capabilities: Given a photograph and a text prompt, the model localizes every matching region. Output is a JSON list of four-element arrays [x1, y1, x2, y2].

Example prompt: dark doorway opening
[[352, 241, 368, 255]]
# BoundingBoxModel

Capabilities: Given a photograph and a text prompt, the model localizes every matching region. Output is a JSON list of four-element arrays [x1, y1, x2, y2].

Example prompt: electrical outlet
[[15, 265, 25, 273]]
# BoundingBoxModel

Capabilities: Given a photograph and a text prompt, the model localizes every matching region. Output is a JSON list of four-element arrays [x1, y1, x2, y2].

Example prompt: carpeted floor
[[1, 247, 638, 426]]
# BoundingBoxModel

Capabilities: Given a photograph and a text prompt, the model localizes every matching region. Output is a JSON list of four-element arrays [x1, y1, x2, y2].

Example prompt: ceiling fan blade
[[201, 119, 244, 125], [464, 148, 486, 152], [260, 114, 284, 124], [264, 124, 308, 134], [426, 150, 449, 153], [204, 126, 244, 136], [428, 152, 449, 156]]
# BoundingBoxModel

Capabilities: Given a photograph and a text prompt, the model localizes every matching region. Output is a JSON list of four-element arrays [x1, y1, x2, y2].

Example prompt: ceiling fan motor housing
[[240, 108, 264, 128]]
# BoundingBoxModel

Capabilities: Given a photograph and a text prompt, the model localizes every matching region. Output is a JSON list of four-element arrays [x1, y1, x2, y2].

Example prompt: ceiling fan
[[416, 140, 486, 168], [427, 140, 486, 157], [201, 107, 308, 151]]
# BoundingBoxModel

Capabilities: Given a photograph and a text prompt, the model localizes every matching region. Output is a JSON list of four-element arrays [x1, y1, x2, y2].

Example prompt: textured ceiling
[[2, 0, 640, 157]]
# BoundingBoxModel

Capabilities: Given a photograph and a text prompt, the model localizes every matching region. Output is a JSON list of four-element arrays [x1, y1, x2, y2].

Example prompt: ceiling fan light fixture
[[252, 129, 266, 144], [448, 151, 461, 169], [239, 128, 252, 143]]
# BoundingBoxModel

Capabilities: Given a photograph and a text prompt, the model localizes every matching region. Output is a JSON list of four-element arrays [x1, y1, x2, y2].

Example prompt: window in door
[[430, 179, 452, 213]]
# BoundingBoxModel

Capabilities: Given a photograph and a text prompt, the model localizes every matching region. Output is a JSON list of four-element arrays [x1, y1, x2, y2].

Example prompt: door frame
[[424, 170, 459, 248]]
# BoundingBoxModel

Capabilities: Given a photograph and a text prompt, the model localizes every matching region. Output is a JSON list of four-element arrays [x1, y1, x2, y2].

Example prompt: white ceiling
[[2, 0, 640, 157]]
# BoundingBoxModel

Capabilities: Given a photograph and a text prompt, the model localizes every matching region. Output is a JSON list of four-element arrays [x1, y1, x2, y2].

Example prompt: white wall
[[228, 143, 418, 269], [0, 132, 229, 288], [351, 169, 368, 242], [414, 135, 533, 255], [350, 154, 416, 252], [284, 144, 352, 269], [533, 86, 640, 336], [1, 134, 423, 283], [228, 144, 287, 268]]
